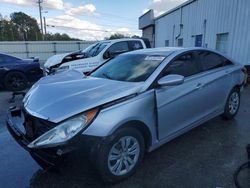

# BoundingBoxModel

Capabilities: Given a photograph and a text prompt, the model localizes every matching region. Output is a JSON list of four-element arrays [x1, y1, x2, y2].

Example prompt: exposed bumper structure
[[6, 108, 101, 169]]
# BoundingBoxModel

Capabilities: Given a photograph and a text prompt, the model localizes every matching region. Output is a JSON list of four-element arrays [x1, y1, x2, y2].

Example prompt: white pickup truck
[[44, 38, 150, 75]]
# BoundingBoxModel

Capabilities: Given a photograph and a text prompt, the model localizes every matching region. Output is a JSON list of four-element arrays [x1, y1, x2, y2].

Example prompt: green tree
[[0, 18, 15, 41], [10, 12, 42, 41], [44, 33, 80, 41], [0, 12, 81, 41], [105, 33, 127, 40]]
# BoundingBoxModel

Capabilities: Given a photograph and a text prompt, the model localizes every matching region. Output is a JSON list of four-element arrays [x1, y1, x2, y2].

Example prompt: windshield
[[82, 42, 109, 57], [91, 54, 166, 82]]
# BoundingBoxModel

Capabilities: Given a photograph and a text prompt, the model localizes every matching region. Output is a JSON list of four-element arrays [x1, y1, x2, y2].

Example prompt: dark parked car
[[0, 53, 43, 91]]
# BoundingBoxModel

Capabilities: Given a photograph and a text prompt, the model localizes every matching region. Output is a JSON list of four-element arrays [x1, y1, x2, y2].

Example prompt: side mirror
[[104, 51, 127, 59], [158, 74, 184, 86], [103, 51, 111, 59]]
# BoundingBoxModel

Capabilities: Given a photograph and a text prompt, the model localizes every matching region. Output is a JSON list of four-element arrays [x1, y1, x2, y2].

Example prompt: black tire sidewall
[[96, 127, 145, 183], [222, 88, 240, 119], [4, 71, 28, 91]]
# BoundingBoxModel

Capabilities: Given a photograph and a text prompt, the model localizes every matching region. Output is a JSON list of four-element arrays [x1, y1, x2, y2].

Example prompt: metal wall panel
[[155, 0, 250, 65]]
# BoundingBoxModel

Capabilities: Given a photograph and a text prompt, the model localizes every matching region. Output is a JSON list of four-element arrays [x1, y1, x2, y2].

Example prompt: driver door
[[102, 41, 129, 60], [155, 52, 206, 140]]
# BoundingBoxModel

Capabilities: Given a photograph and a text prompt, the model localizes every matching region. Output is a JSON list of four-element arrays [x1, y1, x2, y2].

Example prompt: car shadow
[[28, 116, 245, 188]]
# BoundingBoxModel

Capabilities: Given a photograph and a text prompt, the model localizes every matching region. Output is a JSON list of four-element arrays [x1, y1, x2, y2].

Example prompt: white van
[[44, 38, 150, 75]]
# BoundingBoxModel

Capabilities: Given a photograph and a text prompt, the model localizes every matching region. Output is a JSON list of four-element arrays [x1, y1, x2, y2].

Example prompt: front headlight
[[28, 108, 99, 148]]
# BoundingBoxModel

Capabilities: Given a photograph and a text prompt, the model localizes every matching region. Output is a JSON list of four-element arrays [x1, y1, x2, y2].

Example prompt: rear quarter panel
[[223, 64, 244, 104]]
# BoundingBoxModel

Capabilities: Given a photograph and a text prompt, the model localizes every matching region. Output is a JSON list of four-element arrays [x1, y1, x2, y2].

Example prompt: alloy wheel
[[108, 136, 140, 176], [228, 92, 239, 115]]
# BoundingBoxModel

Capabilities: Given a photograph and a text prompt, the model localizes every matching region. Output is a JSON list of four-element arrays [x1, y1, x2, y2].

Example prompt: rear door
[[195, 50, 234, 115], [103, 41, 129, 60]]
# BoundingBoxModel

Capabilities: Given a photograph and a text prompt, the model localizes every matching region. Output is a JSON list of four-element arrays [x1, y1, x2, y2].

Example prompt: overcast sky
[[0, 0, 187, 40]]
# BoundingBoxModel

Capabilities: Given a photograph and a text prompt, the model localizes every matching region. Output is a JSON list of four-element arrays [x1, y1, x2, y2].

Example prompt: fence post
[[77, 42, 81, 50], [53, 42, 57, 55], [25, 42, 29, 58]]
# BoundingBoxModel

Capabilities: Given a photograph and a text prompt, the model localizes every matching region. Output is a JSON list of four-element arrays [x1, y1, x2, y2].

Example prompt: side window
[[107, 42, 129, 54], [164, 53, 200, 77], [128, 41, 143, 51], [197, 51, 232, 71], [221, 56, 233, 66]]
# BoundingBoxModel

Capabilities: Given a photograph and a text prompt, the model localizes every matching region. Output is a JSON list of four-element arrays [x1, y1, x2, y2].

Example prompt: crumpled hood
[[44, 52, 74, 68], [23, 70, 143, 123]]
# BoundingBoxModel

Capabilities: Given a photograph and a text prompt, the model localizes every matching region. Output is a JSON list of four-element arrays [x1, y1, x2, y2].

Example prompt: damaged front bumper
[[6, 107, 102, 169]]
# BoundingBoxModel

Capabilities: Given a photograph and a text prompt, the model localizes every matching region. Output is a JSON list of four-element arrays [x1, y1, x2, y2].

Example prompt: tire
[[222, 88, 240, 120], [95, 127, 145, 183], [4, 71, 28, 91]]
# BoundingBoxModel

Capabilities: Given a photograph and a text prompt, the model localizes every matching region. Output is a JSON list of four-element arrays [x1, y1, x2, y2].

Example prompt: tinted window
[[91, 54, 166, 82], [197, 51, 232, 71], [164, 53, 200, 77], [129, 41, 143, 51], [107, 42, 129, 54]]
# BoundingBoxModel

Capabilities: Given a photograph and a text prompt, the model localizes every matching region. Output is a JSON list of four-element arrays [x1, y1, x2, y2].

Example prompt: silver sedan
[[7, 47, 245, 183]]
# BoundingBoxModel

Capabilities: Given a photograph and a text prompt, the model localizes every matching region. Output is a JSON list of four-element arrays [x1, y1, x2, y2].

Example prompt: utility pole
[[37, 0, 44, 40], [43, 16, 47, 39]]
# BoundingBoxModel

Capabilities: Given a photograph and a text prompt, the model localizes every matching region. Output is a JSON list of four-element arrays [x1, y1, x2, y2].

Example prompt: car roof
[[123, 47, 222, 56], [101, 38, 143, 43]]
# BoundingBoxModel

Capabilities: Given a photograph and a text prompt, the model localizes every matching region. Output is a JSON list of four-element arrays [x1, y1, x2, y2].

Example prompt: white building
[[139, 0, 250, 65]]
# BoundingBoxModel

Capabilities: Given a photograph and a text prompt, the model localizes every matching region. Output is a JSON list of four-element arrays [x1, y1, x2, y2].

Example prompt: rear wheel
[[4, 71, 28, 91], [222, 88, 240, 120], [95, 127, 145, 183]]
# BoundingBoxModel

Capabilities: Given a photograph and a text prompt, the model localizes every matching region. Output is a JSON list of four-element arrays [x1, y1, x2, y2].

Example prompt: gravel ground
[[0, 87, 250, 188]]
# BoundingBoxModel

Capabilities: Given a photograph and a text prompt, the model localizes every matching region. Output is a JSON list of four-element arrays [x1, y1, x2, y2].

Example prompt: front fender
[[82, 90, 157, 145]]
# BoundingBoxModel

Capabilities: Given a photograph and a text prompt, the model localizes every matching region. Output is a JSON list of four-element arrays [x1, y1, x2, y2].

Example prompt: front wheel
[[222, 88, 240, 120], [95, 127, 145, 183]]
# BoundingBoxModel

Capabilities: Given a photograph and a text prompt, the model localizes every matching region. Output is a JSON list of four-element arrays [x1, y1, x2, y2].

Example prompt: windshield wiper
[[102, 73, 112, 79], [92, 45, 101, 57]]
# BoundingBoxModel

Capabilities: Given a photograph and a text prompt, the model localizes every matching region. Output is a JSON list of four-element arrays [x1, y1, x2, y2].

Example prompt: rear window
[[197, 51, 233, 71]]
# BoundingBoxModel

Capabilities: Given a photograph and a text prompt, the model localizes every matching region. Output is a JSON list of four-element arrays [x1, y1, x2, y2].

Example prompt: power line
[[46, 25, 109, 32], [78, 14, 137, 24], [96, 11, 137, 21], [52, 17, 138, 31], [46, 24, 140, 33]]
